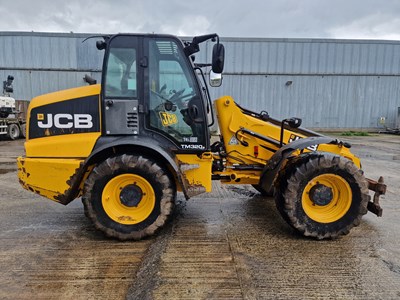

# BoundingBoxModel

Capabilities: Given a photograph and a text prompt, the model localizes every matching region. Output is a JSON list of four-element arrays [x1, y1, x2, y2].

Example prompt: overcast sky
[[2, 0, 400, 40]]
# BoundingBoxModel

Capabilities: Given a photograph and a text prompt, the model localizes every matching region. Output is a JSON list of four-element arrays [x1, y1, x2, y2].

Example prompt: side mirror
[[209, 71, 222, 87], [96, 40, 107, 50], [212, 43, 225, 74]]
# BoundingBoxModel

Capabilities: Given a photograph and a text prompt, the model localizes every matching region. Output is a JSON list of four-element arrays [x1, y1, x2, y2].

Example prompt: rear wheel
[[274, 153, 369, 239], [7, 123, 20, 140], [82, 154, 176, 240], [20, 124, 26, 138]]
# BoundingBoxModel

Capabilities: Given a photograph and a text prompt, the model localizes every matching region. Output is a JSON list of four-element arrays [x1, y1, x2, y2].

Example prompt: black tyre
[[7, 123, 20, 140], [0, 112, 9, 118], [82, 154, 176, 240], [20, 123, 26, 138], [274, 152, 369, 240], [252, 184, 274, 197]]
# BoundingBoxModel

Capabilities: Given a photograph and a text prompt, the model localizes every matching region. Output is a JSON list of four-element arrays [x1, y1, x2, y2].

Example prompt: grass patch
[[340, 131, 370, 136]]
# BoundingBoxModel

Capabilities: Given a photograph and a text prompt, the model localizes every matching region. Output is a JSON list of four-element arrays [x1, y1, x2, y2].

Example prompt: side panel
[[17, 157, 84, 203], [26, 84, 101, 158], [29, 95, 100, 139], [26, 133, 101, 158], [104, 99, 139, 135], [175, 153, 213, 197]]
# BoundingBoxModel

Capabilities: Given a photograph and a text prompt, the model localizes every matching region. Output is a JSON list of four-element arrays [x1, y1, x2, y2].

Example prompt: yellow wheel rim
[[302, 174, 352, 223], [102, 174, 155, 225]]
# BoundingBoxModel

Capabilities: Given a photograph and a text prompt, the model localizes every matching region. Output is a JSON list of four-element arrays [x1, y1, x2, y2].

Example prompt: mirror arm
[[192, 33, 218, 45], [194, 63, 212, 68], [184, 33, 219, 57]]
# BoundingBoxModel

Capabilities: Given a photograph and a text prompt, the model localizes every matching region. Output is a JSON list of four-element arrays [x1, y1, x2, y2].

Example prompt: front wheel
[[82, 154, 176, 240], [274, 153, 369, 239]]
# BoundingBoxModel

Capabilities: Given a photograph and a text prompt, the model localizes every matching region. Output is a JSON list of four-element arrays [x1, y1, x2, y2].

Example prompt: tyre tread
[[274, 152, 369, 239], [82, 155, 175, 241]]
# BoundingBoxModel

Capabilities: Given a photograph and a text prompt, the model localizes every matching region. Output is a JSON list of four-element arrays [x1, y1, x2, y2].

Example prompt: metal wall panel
[[0, 32, 103, 71], [76, 38, 103, 71], [208, 74, 400, 129], [3, 33, 400, 75], [0, 69, 101, 100], [189, 37, 400, 129], [213, 38, 400, 75], [1, 32, 400, 129]]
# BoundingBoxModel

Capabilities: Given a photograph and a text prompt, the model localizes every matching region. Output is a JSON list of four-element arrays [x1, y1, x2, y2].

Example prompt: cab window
[[148, 39, 205, 144], [104, 38, 137, 98]]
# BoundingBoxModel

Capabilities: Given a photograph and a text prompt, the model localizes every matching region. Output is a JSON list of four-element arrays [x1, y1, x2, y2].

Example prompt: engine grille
[[127, 111, 139, 133]]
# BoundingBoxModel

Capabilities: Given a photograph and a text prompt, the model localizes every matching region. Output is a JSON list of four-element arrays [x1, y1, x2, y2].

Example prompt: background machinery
[[0, 75, 26, 139], [17, 33, 386, 240]]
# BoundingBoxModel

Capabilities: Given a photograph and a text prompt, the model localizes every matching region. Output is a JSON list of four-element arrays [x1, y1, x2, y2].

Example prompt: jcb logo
[[159, 112, 178, 127], [37, 113, 93, 129]]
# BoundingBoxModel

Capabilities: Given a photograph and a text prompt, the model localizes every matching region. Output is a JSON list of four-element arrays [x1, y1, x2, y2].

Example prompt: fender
[[259, 136, 348, 193], [61, 136, 188, 204]]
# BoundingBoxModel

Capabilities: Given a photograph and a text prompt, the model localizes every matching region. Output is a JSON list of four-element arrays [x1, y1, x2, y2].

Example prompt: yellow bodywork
[[18, 84, 101, 203], [25, 84, 101, 157], [17, 157, 85, 202], [25, 132, 101, 158], [213, 96, 361, 184], [17, 89, 363, 204], [175, 153, 213, 196]]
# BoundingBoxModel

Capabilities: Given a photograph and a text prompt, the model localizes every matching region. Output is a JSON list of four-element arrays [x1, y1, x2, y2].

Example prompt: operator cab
[[147, 37, 206, 146], [99, 34, 224, 152]]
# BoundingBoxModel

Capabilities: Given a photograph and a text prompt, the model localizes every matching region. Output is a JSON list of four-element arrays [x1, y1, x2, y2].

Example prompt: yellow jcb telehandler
[[17, 33, 386, 240]]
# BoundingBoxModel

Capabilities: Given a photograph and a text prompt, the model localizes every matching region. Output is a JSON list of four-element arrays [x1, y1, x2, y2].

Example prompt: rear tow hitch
[[367, 176, 386, 217]]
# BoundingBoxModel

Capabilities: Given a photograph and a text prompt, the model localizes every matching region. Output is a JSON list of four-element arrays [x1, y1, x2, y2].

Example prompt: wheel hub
[[119, 184, 143, 207], [309, 183, 333, 206]]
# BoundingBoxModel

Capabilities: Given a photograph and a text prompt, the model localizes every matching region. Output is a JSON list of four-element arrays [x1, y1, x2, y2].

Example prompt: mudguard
[[259, 136, 345, 193], [85, 136, 187, 193], [87, 136, 180, 173], [85, 136, 213, 200]]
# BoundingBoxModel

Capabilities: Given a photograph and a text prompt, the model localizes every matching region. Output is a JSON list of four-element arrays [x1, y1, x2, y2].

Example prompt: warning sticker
[[228, 135, 239, 145]]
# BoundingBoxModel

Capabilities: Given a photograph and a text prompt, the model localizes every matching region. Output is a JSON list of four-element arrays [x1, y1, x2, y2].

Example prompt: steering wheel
[[151, 86, 195, 112], [171, 90, 198, 109], [151, 89, 168, 101], [169, 88, 185, 102], [151, 85, 182, 102]]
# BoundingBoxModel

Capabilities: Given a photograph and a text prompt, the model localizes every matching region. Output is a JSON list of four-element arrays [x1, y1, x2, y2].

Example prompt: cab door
[[144, 37, 209, 151]]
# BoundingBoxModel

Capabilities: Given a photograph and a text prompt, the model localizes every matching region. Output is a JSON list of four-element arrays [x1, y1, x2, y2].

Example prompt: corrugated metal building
[[202, 38, 400, 130], [0, 32, 103, 101], [1, 31, 399, 130]]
